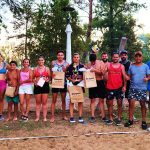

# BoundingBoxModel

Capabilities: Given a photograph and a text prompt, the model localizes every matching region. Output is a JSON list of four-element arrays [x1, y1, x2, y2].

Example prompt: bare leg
[[140, 101, 147, 122], [117, 99, 123, 120], [0, 91, 5, 115], [6, 102, 13, 121], [50, 93, 58, 122], [129, 99, 135, 121], [19, 94, 25, 116], [13, 103, 18, 121], [70, 102, 74, 118], [35, 94, 41, 121], [99, 98, 105, 118], [90, 99, 95, 117], [78, 102, 83, 117], [107, 99, 113, 121], [25, 94, 31, 116], [42, 94, 48, 122], [61, 92, 68, 120]]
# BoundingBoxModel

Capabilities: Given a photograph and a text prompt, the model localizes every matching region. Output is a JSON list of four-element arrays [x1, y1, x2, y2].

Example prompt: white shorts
[[19, 84, 33, 94]]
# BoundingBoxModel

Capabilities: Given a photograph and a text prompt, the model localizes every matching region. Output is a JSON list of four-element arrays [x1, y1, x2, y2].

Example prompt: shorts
[[128, 88, 147, 101], [34, 82, 50, 94], [89, 80, 106, 99], [6, 96, 19, 104], [106, 88, 124, 100], [52, 84, 67, 93], [0, 80, 6, 92], [19, 84, 33, 94]]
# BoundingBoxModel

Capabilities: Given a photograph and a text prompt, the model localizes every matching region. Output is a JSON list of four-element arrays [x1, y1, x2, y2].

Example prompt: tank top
[[0, 62, 6, 74], [35, 67, 49, 77], [53, 60, 67, 72], [106, 63, 123, 90], [20, 70, 32, 85]]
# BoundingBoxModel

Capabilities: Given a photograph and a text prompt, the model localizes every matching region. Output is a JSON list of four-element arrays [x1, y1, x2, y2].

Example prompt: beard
[[102, 59, 108, 63]]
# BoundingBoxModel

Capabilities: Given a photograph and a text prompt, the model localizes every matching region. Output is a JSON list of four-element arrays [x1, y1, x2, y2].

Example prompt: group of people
[[0, 50, 150, 130]]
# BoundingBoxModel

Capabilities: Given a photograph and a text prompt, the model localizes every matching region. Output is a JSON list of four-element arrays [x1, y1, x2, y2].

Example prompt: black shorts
[[52, 84, 67, 93], [89, 80, 106, 99], [106, 88, 124, 100], [34, 82, 50, 94]]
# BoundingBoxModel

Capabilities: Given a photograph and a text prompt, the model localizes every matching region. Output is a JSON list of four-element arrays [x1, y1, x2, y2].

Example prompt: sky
[[0, 0, 150, 44]]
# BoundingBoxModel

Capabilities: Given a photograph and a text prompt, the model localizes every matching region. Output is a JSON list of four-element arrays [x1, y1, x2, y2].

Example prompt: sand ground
[[0, 96, 150, 150]]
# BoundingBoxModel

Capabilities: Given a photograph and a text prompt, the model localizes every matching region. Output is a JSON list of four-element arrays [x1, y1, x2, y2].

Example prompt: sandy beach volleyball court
[[0, 97, 150, 150]]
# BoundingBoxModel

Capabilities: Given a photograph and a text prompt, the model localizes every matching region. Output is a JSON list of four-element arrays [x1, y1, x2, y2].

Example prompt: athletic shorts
[[89, 80, 106, 99], [0, 80, 6, 92], [34, 82, 50, 94], [19, 84, 33, 94], [52, 84, 67, 93], [128, 88, 147, 101], [6, 96, 19, 104], [106, 87, 124, 100]]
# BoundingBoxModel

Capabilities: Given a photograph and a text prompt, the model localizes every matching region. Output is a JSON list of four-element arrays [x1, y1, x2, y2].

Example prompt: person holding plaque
[[50, 50, 69, 122], [66, 53, 84, 123]]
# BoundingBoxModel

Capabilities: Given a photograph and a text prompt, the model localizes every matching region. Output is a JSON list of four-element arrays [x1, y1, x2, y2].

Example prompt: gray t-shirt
[[128, 63, 150, 90]]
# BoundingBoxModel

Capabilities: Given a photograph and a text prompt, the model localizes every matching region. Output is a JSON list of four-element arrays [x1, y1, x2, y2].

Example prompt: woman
[[0, 53, 9, 121], [33, 56, 50, 122], [19, 58, 33, 121]]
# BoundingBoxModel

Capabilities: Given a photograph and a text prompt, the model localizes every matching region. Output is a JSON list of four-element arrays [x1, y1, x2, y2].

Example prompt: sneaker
[[124, 120, 133, 127], [141, 121, 147, 130], [106, 120, 113, 125], [89, 117, 95, 123], [115, 119, 122, 126], [101, 117, 108, 123], [78, 117, 84, 123], [70, 117, 76, 123], [0, 115, 4, 121]]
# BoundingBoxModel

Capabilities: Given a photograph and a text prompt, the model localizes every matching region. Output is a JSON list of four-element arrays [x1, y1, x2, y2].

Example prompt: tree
[[27, 0, 84, 66], [93, 0, 146, 56]]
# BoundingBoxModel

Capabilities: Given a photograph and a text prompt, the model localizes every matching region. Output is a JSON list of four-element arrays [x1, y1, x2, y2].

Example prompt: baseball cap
[[134, 51, 142, 56], [119, 50, 128, 55]]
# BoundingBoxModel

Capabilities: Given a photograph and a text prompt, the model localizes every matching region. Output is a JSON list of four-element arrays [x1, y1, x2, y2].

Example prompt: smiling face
[[134, 54, 143, 64], [101, 53, 108, 62], [22, 59, 30, 68], [10, 62, 17, 70], [112, 53, 119, 63], [120, 53, 127, 61], [57, 52, 64, 61], [38, 57, 45, 66]]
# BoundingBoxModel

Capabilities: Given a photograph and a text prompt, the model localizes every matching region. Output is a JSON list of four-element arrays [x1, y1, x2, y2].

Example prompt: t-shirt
[[66, 63, 84, 80], [120, 60, 130, 73], [128, 63, 150, 90], [147, 61, 150, 91]]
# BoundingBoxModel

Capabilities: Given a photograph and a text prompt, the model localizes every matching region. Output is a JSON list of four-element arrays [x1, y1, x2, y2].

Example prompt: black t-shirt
[[66, 63, 84, 80], [120, 60, 131, 73]]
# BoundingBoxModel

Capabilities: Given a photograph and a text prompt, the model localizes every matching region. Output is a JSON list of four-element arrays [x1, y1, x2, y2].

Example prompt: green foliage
[[93, 0, 145, 58], [27, 0, 85, 66]]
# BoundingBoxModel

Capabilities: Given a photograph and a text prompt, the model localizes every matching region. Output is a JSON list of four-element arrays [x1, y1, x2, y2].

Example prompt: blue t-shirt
[[128, 63, 150, 90], [147, 61, 150, 91]]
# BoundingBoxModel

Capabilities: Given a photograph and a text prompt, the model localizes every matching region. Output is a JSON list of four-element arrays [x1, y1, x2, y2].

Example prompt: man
[[50, 50, 69, 122], [106, 52, 127, 125], [101, 52, 109, 64], [124, 51, 150, 130], [87, 53, 107, 122], [119, 50, 131, 99], [147, 60, 150, 110], [66, 53, 84, 123]]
